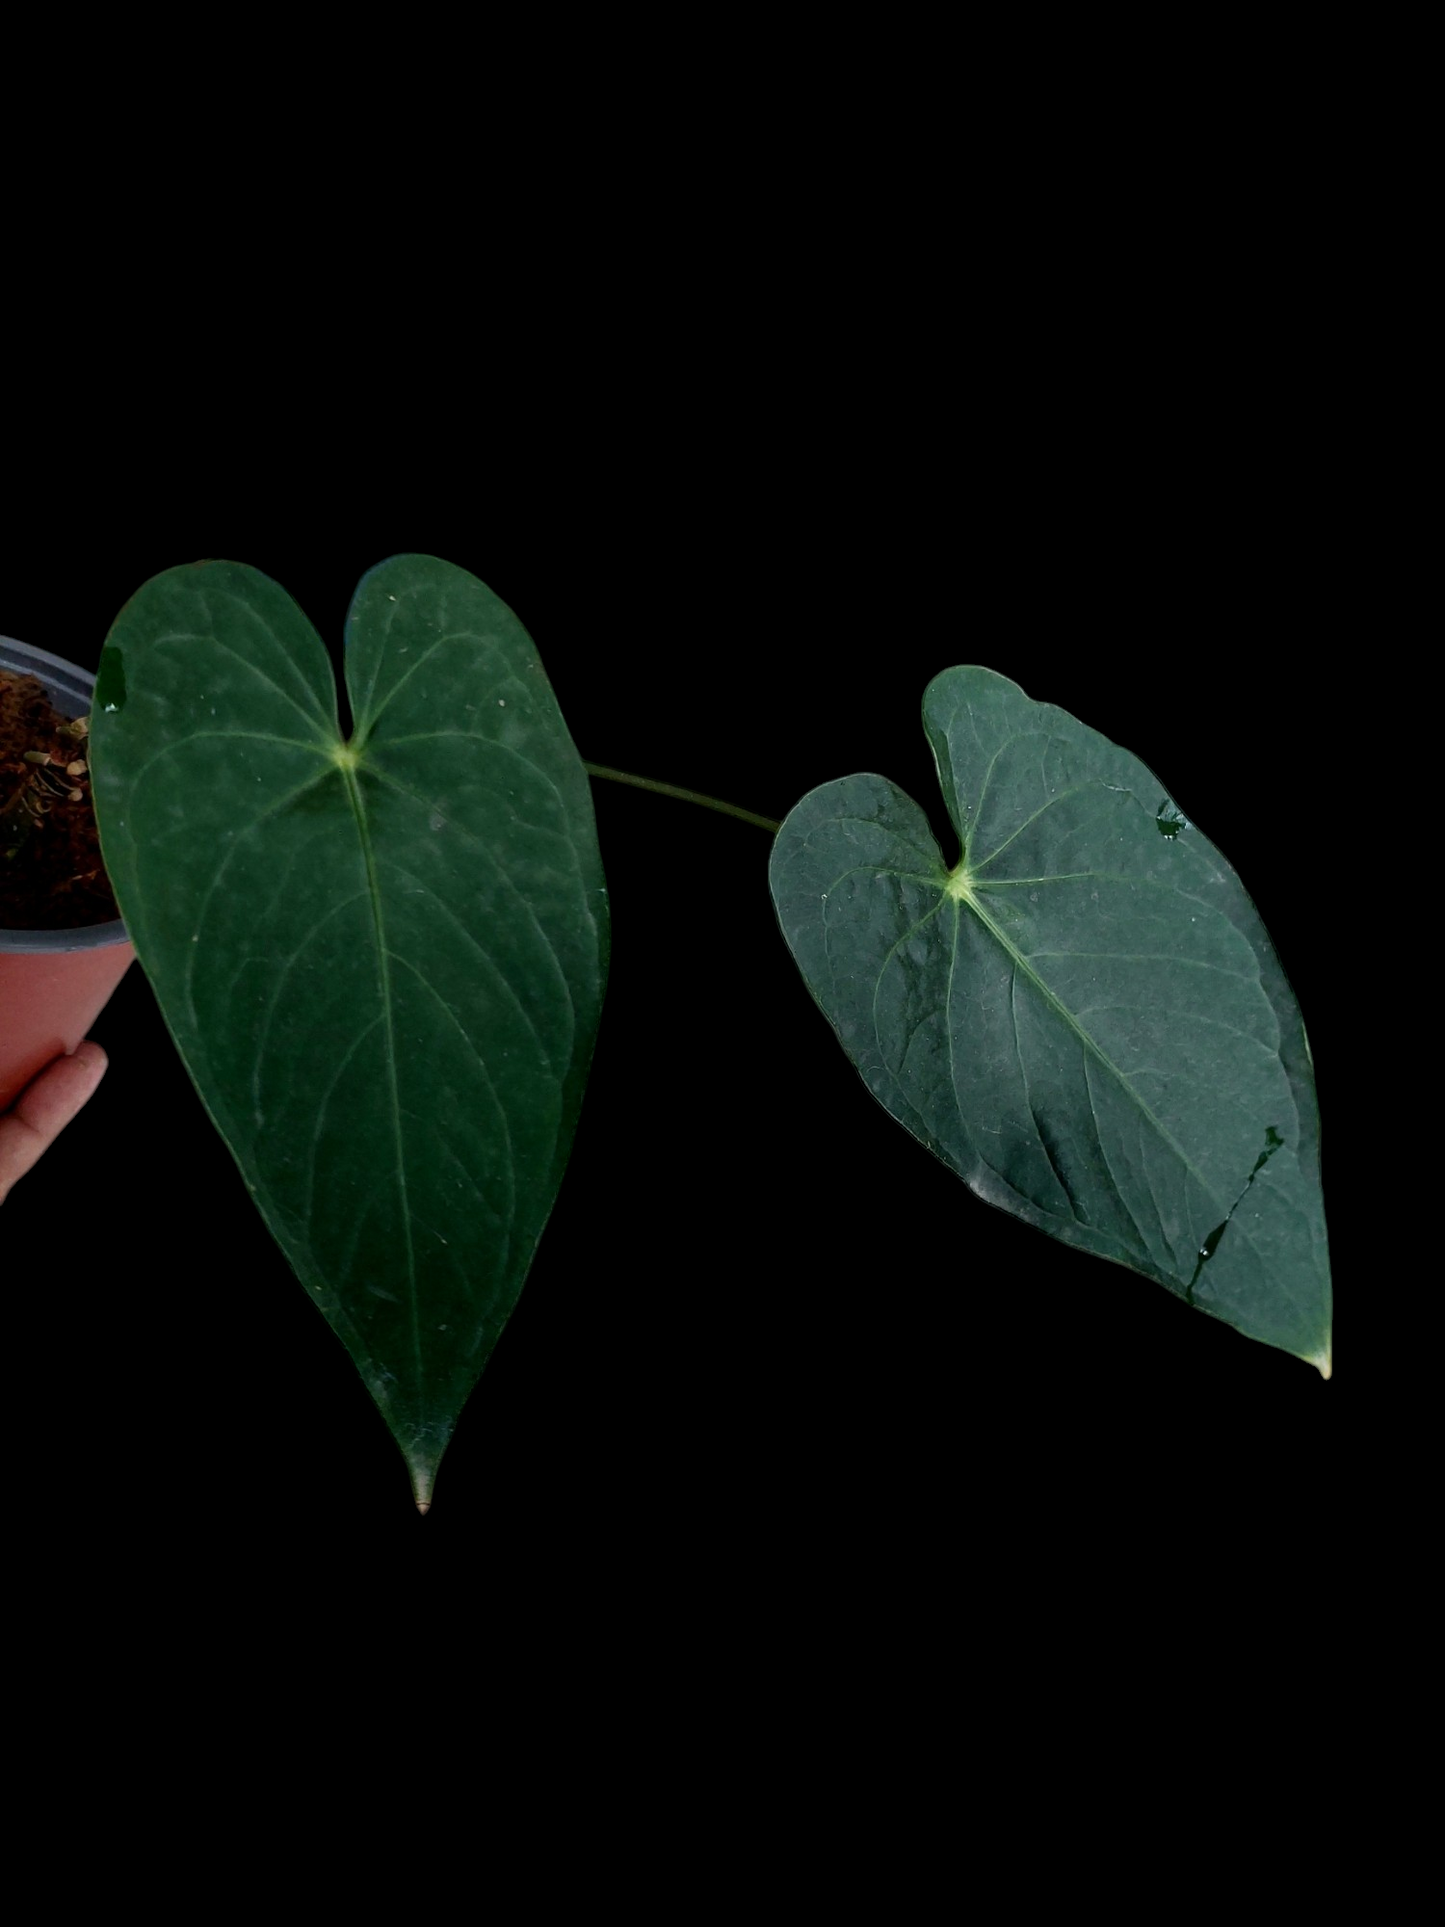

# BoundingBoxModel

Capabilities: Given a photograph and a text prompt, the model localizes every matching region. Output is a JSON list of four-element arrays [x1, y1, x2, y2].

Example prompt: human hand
[[0, 1042, 108, 1205]]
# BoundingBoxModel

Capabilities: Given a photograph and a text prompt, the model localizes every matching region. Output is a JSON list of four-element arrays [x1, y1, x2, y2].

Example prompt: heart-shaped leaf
[[769, 666, 1330, 1372], [90, 556, 608, 1504]]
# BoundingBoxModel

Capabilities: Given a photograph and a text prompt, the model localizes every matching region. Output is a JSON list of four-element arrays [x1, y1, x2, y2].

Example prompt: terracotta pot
[[0, 635, 135, 1113]]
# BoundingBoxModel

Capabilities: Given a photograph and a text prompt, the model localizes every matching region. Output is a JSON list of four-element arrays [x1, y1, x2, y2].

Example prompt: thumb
[[0, 1041, 109, 1205]]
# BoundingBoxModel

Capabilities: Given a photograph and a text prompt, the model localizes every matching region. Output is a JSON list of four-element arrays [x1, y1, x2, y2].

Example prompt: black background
[[2, 313, 1348, 1590]]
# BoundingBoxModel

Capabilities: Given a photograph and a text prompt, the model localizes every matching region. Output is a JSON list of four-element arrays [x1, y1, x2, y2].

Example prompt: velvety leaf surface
[[90, 556, 608, 1502], [770, 666, 1329, 1371]]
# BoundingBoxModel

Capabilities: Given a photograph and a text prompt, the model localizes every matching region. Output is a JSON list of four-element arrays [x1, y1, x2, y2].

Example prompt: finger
[[0, 1042, 109, 1206]]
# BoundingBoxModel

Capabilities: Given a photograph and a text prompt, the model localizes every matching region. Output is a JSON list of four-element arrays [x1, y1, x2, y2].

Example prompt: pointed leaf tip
[[416, 1500, 431, 1515], [1311, 1347, 1332, 1381]]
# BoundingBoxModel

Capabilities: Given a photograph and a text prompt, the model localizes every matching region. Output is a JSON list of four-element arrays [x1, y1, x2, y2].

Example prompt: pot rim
[[0, 633, 130, 954]]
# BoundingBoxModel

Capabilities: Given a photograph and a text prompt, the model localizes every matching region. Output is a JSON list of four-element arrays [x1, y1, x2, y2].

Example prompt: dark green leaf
[[91, 556, 608, 1503], [769, 666, 1330, 1372]]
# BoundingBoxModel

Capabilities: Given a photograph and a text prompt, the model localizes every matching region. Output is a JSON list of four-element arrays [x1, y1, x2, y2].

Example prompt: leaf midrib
[[825, 836, 1262, 1244], [338, 759, 422, 1393], [959, 883, 1232, 1231]]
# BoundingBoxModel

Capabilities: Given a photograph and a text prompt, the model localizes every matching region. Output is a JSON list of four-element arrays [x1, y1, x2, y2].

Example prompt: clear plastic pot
[[0, 635, 134, 1113]]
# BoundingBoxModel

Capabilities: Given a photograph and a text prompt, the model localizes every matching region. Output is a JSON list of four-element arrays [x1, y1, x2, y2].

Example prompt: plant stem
[[582, 764, 781, 834]]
